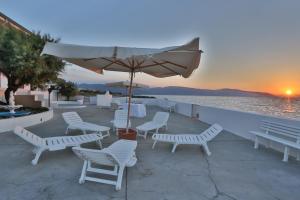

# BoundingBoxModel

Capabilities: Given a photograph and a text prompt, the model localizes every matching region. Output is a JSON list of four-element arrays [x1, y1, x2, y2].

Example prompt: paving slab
[[0, 105, 300, 200]]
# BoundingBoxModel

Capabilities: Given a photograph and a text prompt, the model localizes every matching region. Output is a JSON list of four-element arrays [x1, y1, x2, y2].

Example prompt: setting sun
[[285, 89, 293, 96]]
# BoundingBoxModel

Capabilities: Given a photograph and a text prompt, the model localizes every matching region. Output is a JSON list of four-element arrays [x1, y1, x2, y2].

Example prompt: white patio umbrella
[[106, 81, 148, 89], [106, 80, 148, 99], [41, 38, 203, 131]]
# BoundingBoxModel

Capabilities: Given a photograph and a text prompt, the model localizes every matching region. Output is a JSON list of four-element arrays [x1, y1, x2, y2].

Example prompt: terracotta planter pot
[[118, 129, 137, 140]]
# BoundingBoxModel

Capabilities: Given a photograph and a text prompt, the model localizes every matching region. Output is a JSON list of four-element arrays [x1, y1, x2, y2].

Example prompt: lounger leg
[[99, 130, 109, 138], [82, 130, 87, 135], [32, 147, 38, 154], [79, 160, 88, 184], [202, 143, 211, 156], [31, 148, 45, 165], [254, 136, 259, 149], [87, 160, 91, 169], [144, 131, 148, 139], [65, 127, 69, 134], [171, 143, 178, 153], [96, 140, 103, 149], [137, 130, 147, 139], [152, 140, 157, 149], [283, 146, 290, 162], [115, 166, 125, 191]]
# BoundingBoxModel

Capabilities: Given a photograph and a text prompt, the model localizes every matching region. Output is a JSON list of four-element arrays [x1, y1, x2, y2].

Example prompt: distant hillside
[[78, 84, 275, 97]]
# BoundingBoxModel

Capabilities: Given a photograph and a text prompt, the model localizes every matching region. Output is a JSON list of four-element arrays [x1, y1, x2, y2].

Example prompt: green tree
[[0, 25, 65, 103], [57, 79, 78, 100]]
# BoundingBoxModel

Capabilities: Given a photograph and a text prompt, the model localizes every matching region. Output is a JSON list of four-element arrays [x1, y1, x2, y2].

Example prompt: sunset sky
[[1, 0, 299, 95]]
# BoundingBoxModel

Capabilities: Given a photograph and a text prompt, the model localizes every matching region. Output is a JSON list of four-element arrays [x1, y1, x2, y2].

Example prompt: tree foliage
[[0, 25, 65, 103], [57, 79, 78, 100]]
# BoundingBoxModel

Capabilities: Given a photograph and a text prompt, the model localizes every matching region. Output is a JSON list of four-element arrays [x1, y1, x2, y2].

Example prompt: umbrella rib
[[102, 60, 118, 70], [163, 61, 188, 69], [116, 59, 132, 69], [78, 57, 132, 71], [152, 61, 181, 75], [137, 62, 168, 69], [127, 57, 134, 67], [102, 58, 132, 69], [82, 58, 97, 61], [134, 59, 146, 71]]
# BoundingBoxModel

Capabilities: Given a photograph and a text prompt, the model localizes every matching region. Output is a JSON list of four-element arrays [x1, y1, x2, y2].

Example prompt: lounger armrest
[[126, 155, 137, 167]]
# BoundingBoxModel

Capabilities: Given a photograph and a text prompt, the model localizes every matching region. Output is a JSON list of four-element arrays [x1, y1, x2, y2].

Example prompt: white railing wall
[[190, 104, 299, 139], [89, 96, 97, 105], [172, 101, 300, 158], [174, 102, 193, 117]]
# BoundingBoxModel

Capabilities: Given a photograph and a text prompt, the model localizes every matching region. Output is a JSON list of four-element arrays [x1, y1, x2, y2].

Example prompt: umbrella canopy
[[106, 81, 149, 100], [41, 38, 202, 78], [106, 81, 148, 88], [41, 38, 203, 131]]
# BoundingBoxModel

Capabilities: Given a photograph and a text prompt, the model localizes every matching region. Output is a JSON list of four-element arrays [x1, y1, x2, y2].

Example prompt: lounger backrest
[[260, 120, 300, 141], [200, 124, 223, 142], [153, 112, 169, 124], [14, 126, 46, 147], [114, 110, 128, 122], [72, 147, 117, 166], [62, 112, 83, 125], [105, 140, 137, 166]]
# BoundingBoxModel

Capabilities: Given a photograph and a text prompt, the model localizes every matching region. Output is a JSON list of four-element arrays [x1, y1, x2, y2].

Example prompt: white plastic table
[[121, 103, 146, 118]]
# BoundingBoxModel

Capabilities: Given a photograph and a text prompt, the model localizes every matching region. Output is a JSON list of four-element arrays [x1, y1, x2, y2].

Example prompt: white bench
[[250, 120, 300, 162]]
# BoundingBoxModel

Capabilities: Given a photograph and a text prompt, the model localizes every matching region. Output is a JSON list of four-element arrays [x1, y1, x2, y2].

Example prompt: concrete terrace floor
[[1, 106, 300, 200]]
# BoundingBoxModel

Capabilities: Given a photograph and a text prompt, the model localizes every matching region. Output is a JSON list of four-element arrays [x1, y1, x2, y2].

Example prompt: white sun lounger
[[62, 112, 110, 137], [136, 112, 169, 139], [72, 139, 137, 190], [14, 126, 103, 165], [111, 110, 131, 134], [152, 124, 223, 155]]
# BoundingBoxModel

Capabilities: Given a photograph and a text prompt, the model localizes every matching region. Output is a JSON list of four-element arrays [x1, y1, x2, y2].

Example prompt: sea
[[152, 95, 300, 121]]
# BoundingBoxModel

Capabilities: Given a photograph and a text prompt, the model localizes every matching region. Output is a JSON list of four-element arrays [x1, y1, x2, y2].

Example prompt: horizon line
[[76, 83, 299, 97]]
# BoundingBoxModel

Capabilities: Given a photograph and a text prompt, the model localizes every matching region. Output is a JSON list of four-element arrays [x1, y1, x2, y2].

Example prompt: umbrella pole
[[126, 70, 134, 132], [126, 86, 129, 103]]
